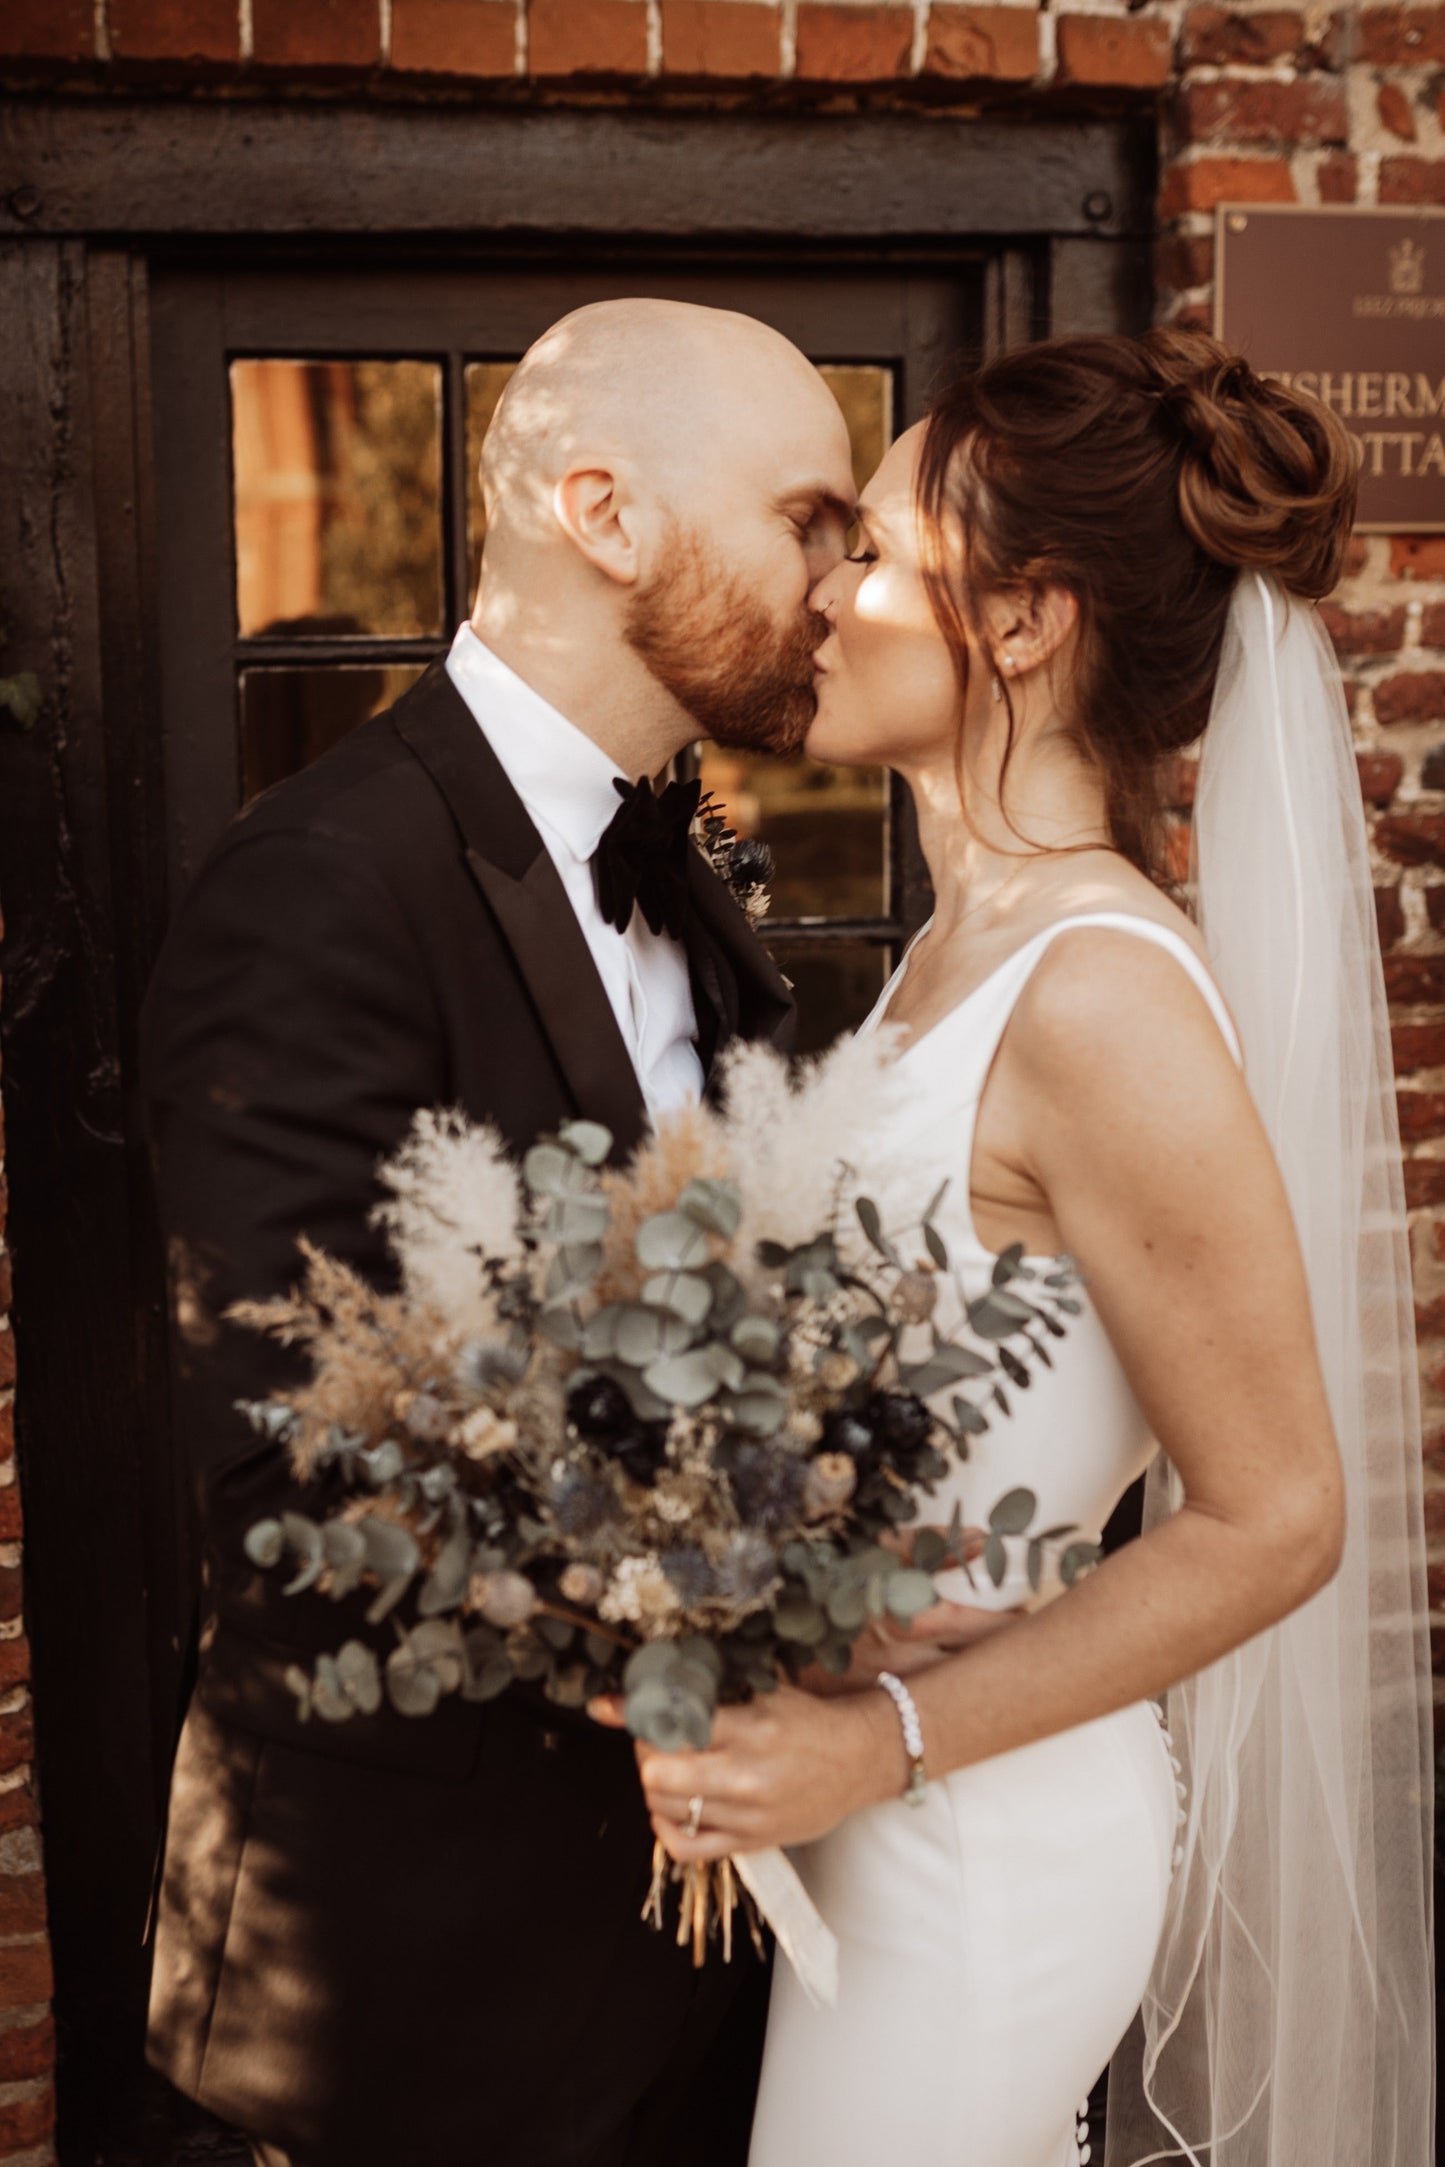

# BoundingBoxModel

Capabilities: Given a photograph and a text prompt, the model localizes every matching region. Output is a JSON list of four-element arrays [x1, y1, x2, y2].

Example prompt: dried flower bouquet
[[234, 1037, 1087, 1997]]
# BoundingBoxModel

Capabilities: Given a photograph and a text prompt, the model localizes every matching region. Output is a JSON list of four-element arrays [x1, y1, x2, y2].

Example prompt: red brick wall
[[0, 2, 1440, 2154], [1153, 2, 1445, 1711], [0, 930, 56, 2166]]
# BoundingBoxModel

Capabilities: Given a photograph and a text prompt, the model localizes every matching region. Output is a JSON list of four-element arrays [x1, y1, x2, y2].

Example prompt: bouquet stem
[[643, 1841, 767, 1969], [642, 1841, 841, 2006]]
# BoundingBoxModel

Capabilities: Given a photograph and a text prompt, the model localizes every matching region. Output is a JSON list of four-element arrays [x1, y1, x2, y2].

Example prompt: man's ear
[[552, 464, 640, 587]]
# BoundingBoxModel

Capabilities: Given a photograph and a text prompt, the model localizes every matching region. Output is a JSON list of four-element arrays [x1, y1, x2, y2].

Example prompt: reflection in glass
[[819, 364, 894, 497], [465, 362, 520, 601], [232, 360, 443, 639], [698, 364, 895, 921], [240, 664, 425, 803], [769, 940, 889, 1055]]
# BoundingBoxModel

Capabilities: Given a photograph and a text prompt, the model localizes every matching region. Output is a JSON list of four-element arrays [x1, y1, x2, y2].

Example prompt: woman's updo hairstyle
[[916, 326, 1358, 876]]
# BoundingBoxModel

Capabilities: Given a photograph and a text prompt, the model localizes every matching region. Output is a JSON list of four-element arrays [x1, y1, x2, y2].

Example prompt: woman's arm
[[627, 932, 1347, 1857]]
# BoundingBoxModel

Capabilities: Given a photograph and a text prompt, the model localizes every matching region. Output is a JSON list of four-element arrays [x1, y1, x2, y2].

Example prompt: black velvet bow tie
[[593, 774, 702, 940]]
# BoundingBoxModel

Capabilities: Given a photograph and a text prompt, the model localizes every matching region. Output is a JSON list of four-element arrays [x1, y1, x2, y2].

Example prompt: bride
[[629, 331, 1435, 2165]]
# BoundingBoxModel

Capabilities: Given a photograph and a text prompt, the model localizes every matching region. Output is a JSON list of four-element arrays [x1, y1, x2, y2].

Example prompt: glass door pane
[[231, 358, 444, 639]]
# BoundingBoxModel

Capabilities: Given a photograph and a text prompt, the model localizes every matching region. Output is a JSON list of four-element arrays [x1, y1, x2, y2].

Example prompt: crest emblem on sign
[[1389, 237, 1426, 296]]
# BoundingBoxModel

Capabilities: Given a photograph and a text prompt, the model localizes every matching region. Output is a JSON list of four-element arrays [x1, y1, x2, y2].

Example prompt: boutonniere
[[691, 791, 775, 930]]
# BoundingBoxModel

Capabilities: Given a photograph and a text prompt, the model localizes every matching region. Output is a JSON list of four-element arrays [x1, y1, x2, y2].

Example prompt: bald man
[[141, 302, 856, 2167]]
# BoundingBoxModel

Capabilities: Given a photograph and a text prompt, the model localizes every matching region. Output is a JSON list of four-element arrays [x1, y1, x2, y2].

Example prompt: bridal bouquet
[[235, 1037, 1084, 1997]]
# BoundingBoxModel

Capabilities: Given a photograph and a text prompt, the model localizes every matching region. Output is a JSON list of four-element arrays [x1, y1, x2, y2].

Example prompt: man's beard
[[625, 524, 828, 756]]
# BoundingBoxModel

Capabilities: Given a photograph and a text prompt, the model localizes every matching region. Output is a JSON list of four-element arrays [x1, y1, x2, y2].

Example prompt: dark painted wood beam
[[0, 99, 1152, 243]]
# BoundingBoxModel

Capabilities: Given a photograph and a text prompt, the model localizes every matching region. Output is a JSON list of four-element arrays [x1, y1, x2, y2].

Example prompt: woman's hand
[[592, 1681, 904, 1862]]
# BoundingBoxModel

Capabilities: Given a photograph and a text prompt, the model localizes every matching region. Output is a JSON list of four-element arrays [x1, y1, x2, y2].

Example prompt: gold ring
[[685, 1794, 704, 1837]]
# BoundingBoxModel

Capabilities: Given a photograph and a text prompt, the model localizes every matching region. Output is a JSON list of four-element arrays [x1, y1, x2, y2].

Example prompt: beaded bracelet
[[876, 1670, 928, 1806]]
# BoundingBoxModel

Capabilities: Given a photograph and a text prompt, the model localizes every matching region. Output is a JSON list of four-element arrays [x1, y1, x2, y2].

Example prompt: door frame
[[0, 93, 1152, 2163]]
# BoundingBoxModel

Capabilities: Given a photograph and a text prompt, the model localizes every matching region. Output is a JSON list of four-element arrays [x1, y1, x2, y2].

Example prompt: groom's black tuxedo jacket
[[141, 664, 793, 2167]]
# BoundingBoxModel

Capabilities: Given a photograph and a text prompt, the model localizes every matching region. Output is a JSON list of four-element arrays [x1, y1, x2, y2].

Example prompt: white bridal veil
[[1104, 574, 1436, 2166]]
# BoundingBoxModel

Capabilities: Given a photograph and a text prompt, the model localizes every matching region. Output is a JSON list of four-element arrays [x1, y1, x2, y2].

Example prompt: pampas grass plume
[[373, 1108, 523, 1340], [717, 1032, 909, 1260]]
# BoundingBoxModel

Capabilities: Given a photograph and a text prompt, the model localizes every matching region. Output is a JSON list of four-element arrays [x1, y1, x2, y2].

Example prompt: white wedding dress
[[748, 911, 1243, 2167]]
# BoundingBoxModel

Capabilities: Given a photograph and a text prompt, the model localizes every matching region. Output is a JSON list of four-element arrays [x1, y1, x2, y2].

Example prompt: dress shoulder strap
[[958, 911, 1244, 1094]]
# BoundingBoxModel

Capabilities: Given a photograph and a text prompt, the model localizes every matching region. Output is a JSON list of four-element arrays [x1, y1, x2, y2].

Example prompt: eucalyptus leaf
[[360, 1517, 420, 1581], [815, 1636, 854, 1677], [951, 1395, 990, 1437], [616, 1305, 694, 1367], [701, 1265, 745, 1334], [636, 1210, 713, 1272], [910, 1527, 951, 1575], [923, 1224, 950, 1271], [968, 1292, 1036, 1340], [335, 1639, 383, 1716], [523, 1142, 582, 1199], [545, 1243, 604, 1301], [1060, 1540, 1102, 1588], [984, 1530, 1008, 1588], [244, 1518, 285, 1570], [730, 1314, 781, 1366], [641, 1346, 724, 1408], [284, 1664, 313, 1721], [312, 1655, 352, 1723], [992, 1243, 1028, 1284], [624, 1640, 686, 1691], [643, 1271, 714, 1327], [999, 1347, 1031, 1389], [855, 1197, 902, 1268], [989, 1486, 1037, 1536], [550, 1193, 611, 1244], [322, 1519, 368, 1600], [417, 1528, 472, 1617], [626, 1675, 713, 1751], [677, 1177, 743, 1240], [582, 1306, 626, 1360], [773, 1592, 829, 1645], [1027, 1539, 1044, 1594], [538, 1305, 584, 1351], [280, 1512, 324, 1596], [825, 1579, 868, 1633], [884, 1568, 937, 1624], [755, 1240, 791, 1270], [409, 1618, 467, 1694], [461, 1639, 514, 1702], [724, 1388, 787, 1437], [359, 1439, 404, 1487], [385, 1642, 444, 1718], [558, 1118, 612, 1166]]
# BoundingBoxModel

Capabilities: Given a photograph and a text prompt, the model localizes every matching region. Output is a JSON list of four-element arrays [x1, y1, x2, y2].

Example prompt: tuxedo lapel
[[391, 665, 649, 1160], [683, 846, 796, 1085]]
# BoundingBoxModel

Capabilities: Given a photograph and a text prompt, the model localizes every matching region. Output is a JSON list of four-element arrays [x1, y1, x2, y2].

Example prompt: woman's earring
[[991, 675, 1003, 704]]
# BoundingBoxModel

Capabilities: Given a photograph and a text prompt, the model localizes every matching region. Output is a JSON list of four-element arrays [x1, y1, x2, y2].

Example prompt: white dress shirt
[[446, 624, 704, 1116]]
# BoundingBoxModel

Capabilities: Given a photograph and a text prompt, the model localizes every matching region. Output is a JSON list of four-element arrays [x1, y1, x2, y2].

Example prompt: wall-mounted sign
[[1216, 204, 1445, 533]]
